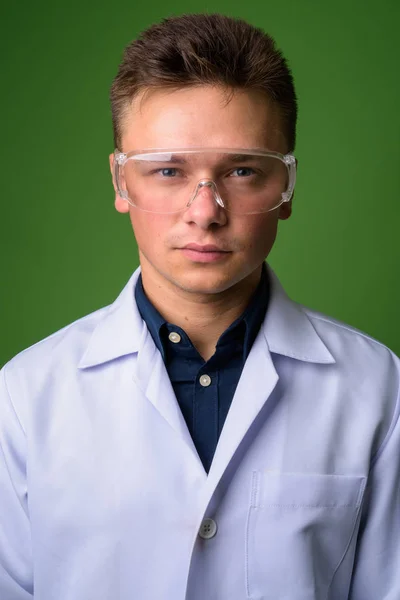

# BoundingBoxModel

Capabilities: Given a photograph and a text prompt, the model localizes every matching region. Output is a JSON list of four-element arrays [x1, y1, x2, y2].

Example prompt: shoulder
[[299, 305, 400, 455], [2, 269, 142, 383], [3, 304, 110, 379], [0, 304, 113, 430], [265, 264, 398, 373], [301, 304, 400, 388], [304, 304, 396, 358]]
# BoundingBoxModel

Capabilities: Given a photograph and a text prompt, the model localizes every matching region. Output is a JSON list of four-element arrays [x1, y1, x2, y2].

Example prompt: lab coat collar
[[263, 267, 335, 364], [78, 263, 335, 369]]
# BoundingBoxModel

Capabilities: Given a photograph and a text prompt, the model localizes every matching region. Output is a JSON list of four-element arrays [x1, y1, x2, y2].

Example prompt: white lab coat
[[0, 264, 399, 600]]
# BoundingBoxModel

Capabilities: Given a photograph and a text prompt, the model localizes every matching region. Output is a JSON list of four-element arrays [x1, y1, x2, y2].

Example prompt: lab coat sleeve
[[0, 364, 33, 598], [348, 369, 400, 600]]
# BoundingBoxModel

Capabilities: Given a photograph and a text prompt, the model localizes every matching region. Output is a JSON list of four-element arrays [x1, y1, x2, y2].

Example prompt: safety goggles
[[114, 147, 296, 215]]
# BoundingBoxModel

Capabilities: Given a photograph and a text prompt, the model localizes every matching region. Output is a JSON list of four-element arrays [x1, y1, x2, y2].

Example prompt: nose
[[183, 180, 228, 229]]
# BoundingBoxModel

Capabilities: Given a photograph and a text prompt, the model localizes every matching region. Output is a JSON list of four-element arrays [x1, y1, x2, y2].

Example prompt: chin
[[169, 268, 247, 296]]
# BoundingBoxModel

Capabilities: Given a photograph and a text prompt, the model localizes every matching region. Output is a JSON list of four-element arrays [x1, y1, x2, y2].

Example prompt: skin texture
[[109, 85, 293, 359]]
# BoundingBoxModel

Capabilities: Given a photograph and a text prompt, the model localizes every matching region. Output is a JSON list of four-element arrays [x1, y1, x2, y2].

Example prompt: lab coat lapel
[[204, 330, 278, 494], [133, 324, 203, 467]]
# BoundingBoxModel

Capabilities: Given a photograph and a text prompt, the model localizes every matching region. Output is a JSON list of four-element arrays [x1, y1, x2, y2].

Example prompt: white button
[[198, 518, 217, 539], [199, 374, 211, 387], [168, 332, 181, 344]]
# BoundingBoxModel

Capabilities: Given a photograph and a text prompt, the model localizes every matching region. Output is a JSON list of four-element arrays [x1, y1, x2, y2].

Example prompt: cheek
[[129, 211, 170, 253], [239, 214, 279, 253]]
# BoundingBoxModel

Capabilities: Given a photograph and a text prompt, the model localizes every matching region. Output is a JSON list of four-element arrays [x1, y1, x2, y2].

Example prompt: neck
[[139, 259, 263, 361]]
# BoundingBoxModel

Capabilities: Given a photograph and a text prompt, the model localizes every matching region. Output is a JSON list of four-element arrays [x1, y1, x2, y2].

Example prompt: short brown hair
[[110, 13, 298, 151]]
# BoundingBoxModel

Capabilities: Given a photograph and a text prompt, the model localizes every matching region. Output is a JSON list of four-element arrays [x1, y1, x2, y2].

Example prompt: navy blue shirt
[[135, 265, 270, 472]]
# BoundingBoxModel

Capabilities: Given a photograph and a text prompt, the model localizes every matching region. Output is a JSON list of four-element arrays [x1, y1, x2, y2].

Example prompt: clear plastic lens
[[115, 149, 295, 214]]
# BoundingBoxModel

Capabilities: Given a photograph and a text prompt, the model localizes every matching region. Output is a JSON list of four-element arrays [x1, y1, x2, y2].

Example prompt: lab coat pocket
[[245, 471, 366, 600]]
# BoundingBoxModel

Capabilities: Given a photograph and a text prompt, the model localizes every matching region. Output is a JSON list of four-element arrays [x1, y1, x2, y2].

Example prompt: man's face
[[110, 85, 292, 296]]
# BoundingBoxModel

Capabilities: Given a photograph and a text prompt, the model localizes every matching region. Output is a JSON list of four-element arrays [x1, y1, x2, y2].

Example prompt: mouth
[[180, 243, 231, 263], [183, 243, 229, 252]]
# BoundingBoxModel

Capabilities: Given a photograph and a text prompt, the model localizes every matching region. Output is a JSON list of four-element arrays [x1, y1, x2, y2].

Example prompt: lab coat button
[[168, 332, 181, 343], [198, 518, 217, 539], [199, 374, 212, 387]]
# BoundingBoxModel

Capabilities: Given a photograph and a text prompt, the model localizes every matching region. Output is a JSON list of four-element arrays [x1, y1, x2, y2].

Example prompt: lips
[[180, 243, 231, 263], [182, 243, 229, 252]]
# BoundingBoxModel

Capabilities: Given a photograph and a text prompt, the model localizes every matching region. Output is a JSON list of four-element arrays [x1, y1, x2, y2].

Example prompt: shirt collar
[[134, 263, 270, 362], [78, 264, 335, 369]]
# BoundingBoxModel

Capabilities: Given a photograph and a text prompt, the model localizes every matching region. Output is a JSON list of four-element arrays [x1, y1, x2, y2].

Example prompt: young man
[[1, 13, 399, 600]]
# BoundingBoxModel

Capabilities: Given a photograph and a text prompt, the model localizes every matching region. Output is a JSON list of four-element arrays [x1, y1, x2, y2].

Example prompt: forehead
[[120, 85, 287, 153]]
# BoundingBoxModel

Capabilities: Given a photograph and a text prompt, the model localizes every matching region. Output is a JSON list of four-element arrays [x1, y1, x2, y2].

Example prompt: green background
[[1, 0, 399, 367]]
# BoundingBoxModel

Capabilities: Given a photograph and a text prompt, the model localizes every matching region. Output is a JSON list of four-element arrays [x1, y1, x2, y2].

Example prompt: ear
[[278, 196, 293, 220], [109, 153, 130, 214]]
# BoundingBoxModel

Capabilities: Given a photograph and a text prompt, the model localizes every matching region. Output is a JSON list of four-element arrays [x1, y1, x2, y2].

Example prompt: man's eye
[[155, 168, 178, 177], [231, 167, 256, 177]]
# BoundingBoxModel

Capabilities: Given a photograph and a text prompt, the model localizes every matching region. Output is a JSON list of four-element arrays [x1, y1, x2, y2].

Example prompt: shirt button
[[198, 518, 218, 540], [168, 332, 181, 344], [199, 374, 211, 387]]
